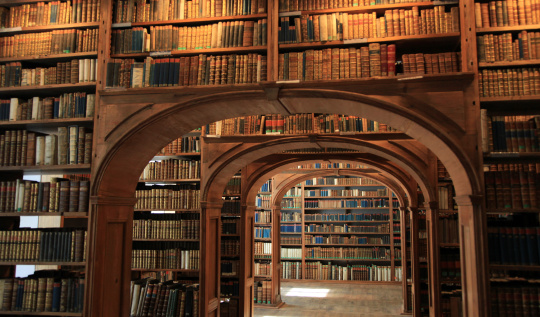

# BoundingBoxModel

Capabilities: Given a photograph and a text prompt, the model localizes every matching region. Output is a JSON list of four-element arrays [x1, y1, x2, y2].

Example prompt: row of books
[[278, 6, 459, 44], [439, 216, 459, 244], [254, 261, 271, 276], [280, 247, 301, 259], [280, 211, 301, 222], [0, 127, 92, 167], [304, 198, 389, 208], [281, 261, 302, 279], [106, 54, 267, 88], [484, 169, 539, 210], [440, 252, 460, 280], [305, 176, 379, 185], [157, 135, 200, 154], [304, 188, 388, 197], [129, 279, 199, 317], [0, 94, 95, 121], [281, 237, 302, 244], [0, 0, 101, 27], [259, 179, 272, 193], [223, 177, 241, 196], [221, 260, 239, 276], [278, 44, 396, 81], [304, 262, 400, 281], [133, 219, 200, 240], [207, 113, 397, 136], [255, 227, 271, 238], [114, 0, 267, 23], [280, 224, 302, 232], [134, 186, 201, 210], [477, 32, 540, 64], [278, 0, 431, 12], [281, 198, 301, 209], [140, 159, 200, 180], [220, 299, 238, 316], [254, 210, 271, 223], [111, 20, 267, 54], [255, 194, 271, 209], [490, 286, 540, 317], [402, 51, 460, 75], [488, 227, 540, 265], [482, 114, 539, 153], [304, 212, 390, 221], [304, 246, 390, 259], [0, 229, 86, 262], [220, 281, 239, 297], [221, 199, 240, 214], [0, 29, 99, 58], [131, 248, 200, 270], [0, 179, 90, 213], [294, 162, 370, 170], [253, 280, 271, 304], [0, 59, 97, 88], [222, 219, 240, 235], [304, 223, 390, 233], [221, 239, 240, 256], [478, 68, 540, 98], [254, 242, 271, 255], [392, 223, 400, 233], [474, 0, 540, 28], [305, 235, 391, 244], [438, 185, 453, 210], [0, 273, 84, 313]]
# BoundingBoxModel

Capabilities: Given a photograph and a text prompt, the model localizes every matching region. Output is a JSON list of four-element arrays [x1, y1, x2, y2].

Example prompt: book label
[[343, 38, 368, 44], [266, 132, 281, 135], [276, 80, 301, 84], [279, 11, 302, 17], [398, 75, 424, 81], [150, 51, 172, 57], [205, 134, 221, 138], [111, 22, 132, 28], [0, 27, 22, 33]]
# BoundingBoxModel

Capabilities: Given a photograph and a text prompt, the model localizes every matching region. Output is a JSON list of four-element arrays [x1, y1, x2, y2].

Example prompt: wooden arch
[[90, 81, 487, 317]]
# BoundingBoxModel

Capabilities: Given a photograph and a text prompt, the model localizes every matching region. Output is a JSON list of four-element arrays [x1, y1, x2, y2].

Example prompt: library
[[0, 0, 537, 316]]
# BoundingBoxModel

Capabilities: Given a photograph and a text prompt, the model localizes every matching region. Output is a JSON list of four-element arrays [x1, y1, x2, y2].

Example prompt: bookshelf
[[0, 0, 100, 314]]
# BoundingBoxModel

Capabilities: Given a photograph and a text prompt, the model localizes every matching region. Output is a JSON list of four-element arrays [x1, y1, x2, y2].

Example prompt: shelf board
[[0, 22, 99, 35], [490, 264, 540, 271], [305, 258, 391, 261], [222, 234, 240, 237], [110, 45, 267, 58], [304, 196, 389, 199], [255, 238, 272, 241], [483, 152, 540, 163], [281, 278, 401, 284], [280, 221, 302, 224], [478, 59, 540, 68], [279, 33, 460, 50], [0, 117, 94, 129], [486, 208, 540, 214], [254, 223, 272, 226], [0, 261, 86, 266], [304, 232, 389, 235], [140, 178, 200, 183], [0, 312, 82, 316], [278, 1, 449, 16], [255, 275, 272, 278], [258, 191, 272, 195], [0, 51, 98, 63], [480, 95, 540, 103], [439, 243, 460, 248], [280, 243, 302, 246], [221, 213, 241, 217], [131, 268, 198, 272], [280, 232, 302, 234], [112, 13, 268, 28], [476, 24, 540, 33], [152, 153, 201, 160], [304, 184, 389, 188], [305, 243, 391, 247], [304, 207, 389, 210], [0, 82, 96, 97], [0, 164, 91, 173], [0, 212, 88, 217], [132, 238, 199, 242], [304, 220, 390, 223], [133, 209, 200, 212], [205, 132, 412, 143]]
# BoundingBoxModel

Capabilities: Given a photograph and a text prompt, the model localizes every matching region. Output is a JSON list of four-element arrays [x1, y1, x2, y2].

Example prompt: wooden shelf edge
[[476, 24, 540, 33], [0, 261, 86, 266], [131, 268, 199, 272], [480, 95, 540, 102], [132, 238, 199, 241], [278, 1, 449, 16], [0, 312, 82, 316], [0, 212, 88, 217], [0, 164, 91, 172], [0, 117, 94, 127], [490, 264, 540, 271], [281, 278, 401, 284], [0, 52, 98, 63], [112, 13, 268, 28], [0, 82, 96, 94], [0, 22, 99, 34], [110, 45, 267, 58], [479, 59, 540, 67]]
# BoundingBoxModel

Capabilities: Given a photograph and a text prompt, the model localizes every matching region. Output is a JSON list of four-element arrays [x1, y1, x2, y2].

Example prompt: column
[[200, 201, 223, 317], [408, 206, 421, 317], [86, 196, 137, 317], [425, 201, 440, 317], [240, 204, 255, 316]]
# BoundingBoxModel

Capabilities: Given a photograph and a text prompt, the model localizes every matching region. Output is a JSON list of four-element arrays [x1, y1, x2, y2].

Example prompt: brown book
[[68, 180, 80, 212], [58, 180, 70, 212]]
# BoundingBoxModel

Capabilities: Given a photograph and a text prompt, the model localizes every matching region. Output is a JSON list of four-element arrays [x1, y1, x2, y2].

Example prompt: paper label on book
[[397, 75, 424, 81], [150, 51, 172, 57], [490, 152, 520, 158], [0, 27, 22, 33], [266, 132, 282, 135], [205, 134, 221, 138], [276, 80, 300, 84], [279, 11, 301, 17], [111, 22, 132, 28], [343, 38, 368, 44]]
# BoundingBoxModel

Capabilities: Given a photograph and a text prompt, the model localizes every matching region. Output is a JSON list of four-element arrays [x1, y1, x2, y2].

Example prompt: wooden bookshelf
[[278, 1, 454, 16], [0, 52, 98, 63], [110, 46, 268, 59], [111, 13, 268, 28], [0, 22, 100, 35]]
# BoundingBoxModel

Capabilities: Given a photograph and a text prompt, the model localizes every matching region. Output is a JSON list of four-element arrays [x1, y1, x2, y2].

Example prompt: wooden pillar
[[399, 206, 409, 314], [408, 206, 420, 317], [272, 205, 282, 306], [425, 201, 440, 317], [240, 204, 255, 316], [454, 195, 489, 317], [86, 196, 136, 317], [200, 201, 222, 317]]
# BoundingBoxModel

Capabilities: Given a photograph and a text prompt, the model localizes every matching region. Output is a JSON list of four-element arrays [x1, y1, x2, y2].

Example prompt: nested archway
[[89, 85, 487, 317]]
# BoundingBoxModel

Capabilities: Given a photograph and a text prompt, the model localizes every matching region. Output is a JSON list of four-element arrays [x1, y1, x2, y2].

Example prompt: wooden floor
[[254, 281, 404, 317]]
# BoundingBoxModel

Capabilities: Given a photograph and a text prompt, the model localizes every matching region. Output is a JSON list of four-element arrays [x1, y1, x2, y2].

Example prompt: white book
[[84, 58, 91, 83], [211, 23, 218, 48], [35, 136, 45, 165], [217, 22, 223, 48], [179, 0, 185, 20], [342, 13, 348, 40], [86, 94, 95, 118], [9, 98, 18, 121], [79, 59, 85, 83], [16, 181, 25, 212], [90, 59, 96, 82], [130, 283, 141, 316], [39, 69, 45, 85], [14, 179, 22, 211], [32, 97, 40, 120], [320, 15, 328, 41], [44, 134, 57, 165], [331, 13, 337, 41]]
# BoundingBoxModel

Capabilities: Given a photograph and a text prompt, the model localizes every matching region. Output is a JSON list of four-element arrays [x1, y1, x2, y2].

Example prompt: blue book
[[52, 280, 61, 312]]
